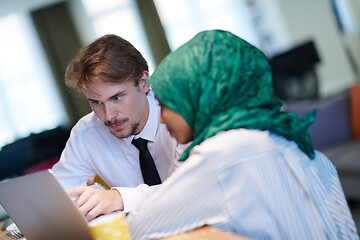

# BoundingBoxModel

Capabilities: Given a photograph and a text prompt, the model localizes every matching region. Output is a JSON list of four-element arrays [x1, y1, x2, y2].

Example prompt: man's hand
[[67, 186, 124, 221]]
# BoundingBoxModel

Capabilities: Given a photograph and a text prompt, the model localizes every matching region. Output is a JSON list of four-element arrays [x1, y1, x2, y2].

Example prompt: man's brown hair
[[66, 34, 148, 92]]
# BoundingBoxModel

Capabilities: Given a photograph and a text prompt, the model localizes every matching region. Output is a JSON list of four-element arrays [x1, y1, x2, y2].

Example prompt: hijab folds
[[148, 30, 316, 161]]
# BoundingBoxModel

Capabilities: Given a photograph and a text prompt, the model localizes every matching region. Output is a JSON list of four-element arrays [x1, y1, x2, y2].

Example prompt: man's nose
[[104, 104, 117, 122]]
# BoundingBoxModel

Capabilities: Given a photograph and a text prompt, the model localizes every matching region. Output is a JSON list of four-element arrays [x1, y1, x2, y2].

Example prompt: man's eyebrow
[[108, 90, 126, 100], [87, 91, 126, 102], [87, 97, 99, 102]]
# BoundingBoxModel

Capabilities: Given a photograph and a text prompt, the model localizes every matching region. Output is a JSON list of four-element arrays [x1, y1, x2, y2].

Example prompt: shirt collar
[[122, 90, 158, 146]]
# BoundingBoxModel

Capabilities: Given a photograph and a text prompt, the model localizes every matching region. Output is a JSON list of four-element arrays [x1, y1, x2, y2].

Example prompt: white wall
[[0, 0, 62, 16], [252, 0, 290, 55], [2, 0, 358, 97], [339, 0, 360, 78], [0, 0, 96, 46], [67, 0, 96, 46], [266, 0, 356, 97]]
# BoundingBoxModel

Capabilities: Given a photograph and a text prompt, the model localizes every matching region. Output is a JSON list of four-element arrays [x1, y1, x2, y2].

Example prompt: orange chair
[[350, 83, 360, 139]]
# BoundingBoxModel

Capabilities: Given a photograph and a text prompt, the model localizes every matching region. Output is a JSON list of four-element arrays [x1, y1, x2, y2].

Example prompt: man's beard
[[129, 122, 140, 136], [106, 119, 140, 139]]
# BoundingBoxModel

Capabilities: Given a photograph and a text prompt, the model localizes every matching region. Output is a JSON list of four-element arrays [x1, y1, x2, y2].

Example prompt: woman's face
[[157, 99, 194, 144]]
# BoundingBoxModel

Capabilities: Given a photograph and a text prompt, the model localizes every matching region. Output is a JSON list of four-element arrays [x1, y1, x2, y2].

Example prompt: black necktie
[[132, 138, 162, 185]]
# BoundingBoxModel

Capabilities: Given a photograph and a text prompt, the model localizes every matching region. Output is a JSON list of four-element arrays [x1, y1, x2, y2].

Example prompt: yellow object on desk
[[89, 212, 130, 240], [95, 174, 110, 189], [1, 219, 249, 240]]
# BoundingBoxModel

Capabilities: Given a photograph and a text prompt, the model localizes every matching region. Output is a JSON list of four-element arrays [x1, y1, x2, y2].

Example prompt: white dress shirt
[[52, 91, 181, 212], [128, 129, 358, 240]]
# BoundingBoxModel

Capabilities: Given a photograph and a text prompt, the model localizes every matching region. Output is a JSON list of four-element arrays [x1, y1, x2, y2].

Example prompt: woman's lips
[[167, 127, 173, 136]]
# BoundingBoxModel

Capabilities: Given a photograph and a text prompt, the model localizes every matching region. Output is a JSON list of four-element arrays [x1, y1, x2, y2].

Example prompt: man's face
[[85, 72, 150, 139]]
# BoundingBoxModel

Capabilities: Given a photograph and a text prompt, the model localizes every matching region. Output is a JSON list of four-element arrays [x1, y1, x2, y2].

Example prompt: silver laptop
[[0, 170, 93, 240]]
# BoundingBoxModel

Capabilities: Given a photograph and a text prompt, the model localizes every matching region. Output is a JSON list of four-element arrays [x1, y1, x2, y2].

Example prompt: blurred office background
[[0, 0, 360, 230], [0, 0, 359, 149]]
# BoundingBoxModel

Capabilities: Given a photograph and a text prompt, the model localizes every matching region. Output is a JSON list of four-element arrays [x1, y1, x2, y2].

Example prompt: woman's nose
[[159, 113, 165, 124]]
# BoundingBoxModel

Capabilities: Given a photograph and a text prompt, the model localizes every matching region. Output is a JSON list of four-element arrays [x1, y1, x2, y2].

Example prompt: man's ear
[[142, 71, 149, 79], [140, 71, 150, 93]]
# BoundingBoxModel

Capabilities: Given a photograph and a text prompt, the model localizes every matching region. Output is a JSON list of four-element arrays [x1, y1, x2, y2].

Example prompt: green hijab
[[148, 30, 316, 161]]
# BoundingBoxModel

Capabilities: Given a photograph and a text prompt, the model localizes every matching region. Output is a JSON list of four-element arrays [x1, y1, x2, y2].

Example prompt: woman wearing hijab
[[127, 30, 358, 240]]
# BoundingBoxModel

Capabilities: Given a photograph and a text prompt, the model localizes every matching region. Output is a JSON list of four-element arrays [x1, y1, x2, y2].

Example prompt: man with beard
[[51, 34, 182, 221]]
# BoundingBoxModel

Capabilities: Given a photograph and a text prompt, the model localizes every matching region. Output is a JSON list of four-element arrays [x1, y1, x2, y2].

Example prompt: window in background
[[331, 0, 356, 33], [0, 13, 68, 149], [153, 0, 260, 51], [81, 0, 156, 73], [330, 0, 360, 77]]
